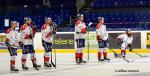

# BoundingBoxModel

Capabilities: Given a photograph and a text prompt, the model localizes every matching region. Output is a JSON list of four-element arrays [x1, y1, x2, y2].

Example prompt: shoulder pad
[[41, 24, 47, 30], [5, 28, 12, 34], [96, 23, 100, 29], [75, 20, 80, 26], [20, 24, 27, 31]]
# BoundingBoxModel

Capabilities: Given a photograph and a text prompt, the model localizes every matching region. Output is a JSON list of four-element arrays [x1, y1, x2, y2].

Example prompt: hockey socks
[[103, 52, 110, 60], [75, 53, 86, 63], [44, 56, 52, 67], [21, 58, 29, 70], [121, 50, 126, 57]]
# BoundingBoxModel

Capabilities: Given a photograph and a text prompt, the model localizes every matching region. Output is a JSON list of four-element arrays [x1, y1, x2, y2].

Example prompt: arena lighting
[[4, 19, 9, 27], [24, 5, 28, 8]]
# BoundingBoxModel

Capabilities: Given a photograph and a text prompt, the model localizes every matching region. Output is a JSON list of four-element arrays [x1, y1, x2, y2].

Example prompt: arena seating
[[64, 11, 150, 31], [0, 0, 76, 32], [90, 0, 150, 8], [0, 9, 71, 32], [82, 11, 150, 30], [0, 0, 150, 32]]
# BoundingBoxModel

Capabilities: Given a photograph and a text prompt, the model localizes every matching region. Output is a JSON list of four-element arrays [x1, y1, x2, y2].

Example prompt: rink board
[[0, 49, 150, 53], [0, 31, 150, 53]]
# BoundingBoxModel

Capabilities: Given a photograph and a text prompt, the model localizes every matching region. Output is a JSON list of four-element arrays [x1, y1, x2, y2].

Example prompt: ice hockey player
[[75, 14, 87, 64], [41, 17, 57, 68], [5, 21, 20, 72], [117, 29, 133, 57], [20, 17, 41, 70], [96, 17, 110, 61]]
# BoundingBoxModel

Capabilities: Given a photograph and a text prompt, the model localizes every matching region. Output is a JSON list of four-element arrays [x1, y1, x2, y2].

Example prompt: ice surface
[[0, 53, 150, 76]]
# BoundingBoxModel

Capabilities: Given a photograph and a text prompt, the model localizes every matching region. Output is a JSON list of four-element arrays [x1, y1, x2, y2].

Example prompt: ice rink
[[0, 53, 150, 76]]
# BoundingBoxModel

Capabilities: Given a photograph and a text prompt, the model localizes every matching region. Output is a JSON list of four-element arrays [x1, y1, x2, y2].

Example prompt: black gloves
[[128, 44, 132, 52], [5, 41, 10, 47], [29, 34, 33, 39], [19, 41, 23, 48]]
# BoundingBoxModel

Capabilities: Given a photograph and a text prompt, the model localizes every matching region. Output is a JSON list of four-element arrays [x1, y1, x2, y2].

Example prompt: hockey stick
[[107, 43, 121, 58], [108, 48, 130, 63], [122, 56, 130, 63], [86, 22, 92, 61], [50, 22, 58, 68], [132, 50, 148, 57], [108, 48, 120, 58], [51, 52, 56, 68], [54, 45, 56, 68], [51, 32, 58, 69], [51, 40, 56, 69]]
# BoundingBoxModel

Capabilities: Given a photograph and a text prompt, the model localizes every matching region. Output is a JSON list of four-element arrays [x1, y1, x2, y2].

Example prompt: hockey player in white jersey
[[20, 17, 41, 70], [5, 21, 20, 71], [41, 17, 57, 68], [117, 29, 133, 57], [96, 17, 110, 61], [75, 14, 87, 64]]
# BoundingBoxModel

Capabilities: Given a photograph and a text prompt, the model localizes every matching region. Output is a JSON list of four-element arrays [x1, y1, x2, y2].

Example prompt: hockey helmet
[[98, 17, 104, 22], [24, 17, 32, 23], [77, 13, 84, 19]]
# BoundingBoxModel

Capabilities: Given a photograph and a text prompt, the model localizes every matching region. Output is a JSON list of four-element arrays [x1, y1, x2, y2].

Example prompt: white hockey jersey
[[20, 24, 37, 45], [75, 20, 87, 39], [96, 23, 108, 40], [117, 34, 133, 48], [6, 28, 20, 48], [41, 24, 54, 43]]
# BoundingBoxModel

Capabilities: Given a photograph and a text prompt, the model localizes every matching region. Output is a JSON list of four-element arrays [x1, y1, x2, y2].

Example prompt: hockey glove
[[5, 42, 10, 47], [96, 35, 101, 41], [81, 28, 87, 33], [128, 44, 132, 52], [29, 34, 33, 39], [46, 32, 52, 38], [19, 41, 23, 48]]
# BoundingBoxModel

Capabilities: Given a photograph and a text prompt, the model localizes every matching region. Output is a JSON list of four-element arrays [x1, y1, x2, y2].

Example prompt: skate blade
[[22, 69, 29, 71], [76, 62, 87, 65], [128, 60, 134, 63], [37, 66, 41, 68], [10, 70, 19, 73], [98, 60, 104, 62], [82, 62, 87, 63], [104, 60, 110, 62], [76, 62, 82, 65], [44, 67, 52, 69], [98, 59, 104, 62], [34, 67, 40, 71]]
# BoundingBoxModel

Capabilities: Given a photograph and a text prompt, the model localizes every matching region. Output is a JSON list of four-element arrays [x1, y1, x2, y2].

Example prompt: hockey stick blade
[[132, 50, 148, 57], [51, 60, 56, 68], [122, 56, 130, 63], [108, 49, 120, 58], [109, 49, 132, 62]]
